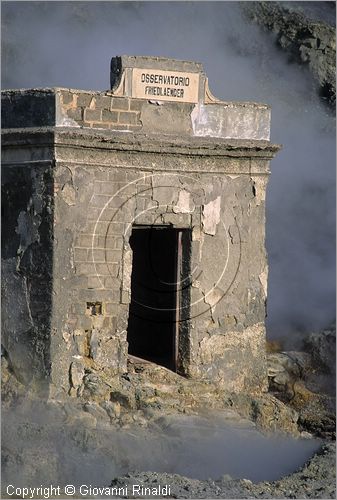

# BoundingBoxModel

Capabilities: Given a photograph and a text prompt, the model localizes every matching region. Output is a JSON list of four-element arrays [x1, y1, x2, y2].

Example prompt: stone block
[[67, 108, 83, 121], [66, 275, 88, 289], [90, 194, 113, 208], [92, 249, 107, 263], [104, 235, 124, 250], [111, 97, 129, 110], [118, 111, 137, 125], [102, 110, 118, 122], [90, 221, 109, 235], [78, 289, 116, 302], [93, 170, 109, 181], [76, 263, 97, 275], [105, 303, 119, 315], [162, 213, 192, 227], [94, 263, 111, 276], [140, 102, 193, 135], [84, 109, 101, 122], [77, 314, 93, 331], [88, 275, 104, 289], [75, 234, 95, 248], [191, 102, 271, 140], [129, 99, 143, 111], [74, 330, 90, 357], [104, 276, 121, 289], [74, 248, 88, 262], [108, 171, 127, 182], [61, 92, 75, 105], [95, 95, 112, 110], [121, 290, 130, 304], [70, 359, 85, 390], [105, 250, 122, 263], [77, 93, 93, 107]]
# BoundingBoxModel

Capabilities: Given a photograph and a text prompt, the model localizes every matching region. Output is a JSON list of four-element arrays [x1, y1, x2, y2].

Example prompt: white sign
[[131, 68, 200, 103]]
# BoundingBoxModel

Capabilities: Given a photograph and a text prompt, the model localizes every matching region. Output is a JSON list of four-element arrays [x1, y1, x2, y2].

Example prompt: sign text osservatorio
[[131, 68, 200, 103]]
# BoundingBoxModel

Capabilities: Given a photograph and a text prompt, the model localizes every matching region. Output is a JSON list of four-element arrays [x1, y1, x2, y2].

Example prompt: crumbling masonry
[[1, 56, 280, 398]]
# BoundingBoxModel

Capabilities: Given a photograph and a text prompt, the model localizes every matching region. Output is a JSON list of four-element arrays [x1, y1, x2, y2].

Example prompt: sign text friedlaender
[[131, 68, 199, 103]]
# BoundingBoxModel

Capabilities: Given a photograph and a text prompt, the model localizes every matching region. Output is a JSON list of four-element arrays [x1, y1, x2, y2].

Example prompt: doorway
[[127, 225, 191, 371]]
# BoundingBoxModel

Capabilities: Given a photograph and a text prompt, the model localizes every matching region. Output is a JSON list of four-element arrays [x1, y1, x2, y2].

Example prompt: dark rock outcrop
[[266, 324, 336, 439], [304, 323, 336, 378], [242, 1, 336, 107]]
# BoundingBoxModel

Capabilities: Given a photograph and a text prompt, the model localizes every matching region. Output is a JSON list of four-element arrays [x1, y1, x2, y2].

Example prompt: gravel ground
[[110, 442, 336, 499]]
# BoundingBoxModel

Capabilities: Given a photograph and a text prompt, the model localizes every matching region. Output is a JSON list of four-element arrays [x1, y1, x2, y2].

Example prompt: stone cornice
[[2, 127, 281, 159]]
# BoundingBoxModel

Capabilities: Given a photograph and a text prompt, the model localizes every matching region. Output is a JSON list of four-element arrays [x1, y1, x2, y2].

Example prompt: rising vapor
[[1, 1, 335, 342]]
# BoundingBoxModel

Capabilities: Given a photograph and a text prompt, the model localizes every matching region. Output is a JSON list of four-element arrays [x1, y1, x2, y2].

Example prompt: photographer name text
[[7, 483, 172, 498]]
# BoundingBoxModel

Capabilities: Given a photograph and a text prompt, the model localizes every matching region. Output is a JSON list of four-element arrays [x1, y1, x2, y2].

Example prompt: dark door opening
[[127, 225, 190, 371]]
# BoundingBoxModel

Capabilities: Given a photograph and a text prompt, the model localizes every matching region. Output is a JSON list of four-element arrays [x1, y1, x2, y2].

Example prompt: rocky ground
[[110, 442, 335, 499], [267, 324, 336, 441], [108, 325, 336, 499], [1, 325, 335, 499]]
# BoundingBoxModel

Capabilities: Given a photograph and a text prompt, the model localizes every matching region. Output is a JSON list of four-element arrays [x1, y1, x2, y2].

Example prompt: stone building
[[1, 56, 280, 398]]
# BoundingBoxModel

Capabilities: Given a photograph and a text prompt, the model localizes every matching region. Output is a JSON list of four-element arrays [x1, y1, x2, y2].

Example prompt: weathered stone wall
[[1, 89, 142, 132], [2, 88, 271, 140], [2, 68, 280, 397], [2, 159, 54, 389], [56, 91, 143, 131], [2, 126, 277, 396], [52, 155, 269, 395]]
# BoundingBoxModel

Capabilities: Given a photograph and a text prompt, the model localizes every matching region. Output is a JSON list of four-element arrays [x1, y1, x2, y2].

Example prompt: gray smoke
[[2, 400, 321, 487], [1, 1, 335, 342]]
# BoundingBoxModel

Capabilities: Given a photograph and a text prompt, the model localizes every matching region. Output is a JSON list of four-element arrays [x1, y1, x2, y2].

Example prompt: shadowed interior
[[127, 226, 179, 370]]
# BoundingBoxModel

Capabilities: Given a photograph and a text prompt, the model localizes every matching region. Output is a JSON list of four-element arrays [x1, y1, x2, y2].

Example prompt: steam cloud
[[2, 401, 321, 486], [1, 1, 335, 342]]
